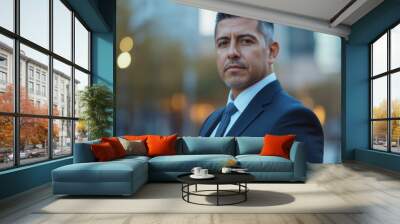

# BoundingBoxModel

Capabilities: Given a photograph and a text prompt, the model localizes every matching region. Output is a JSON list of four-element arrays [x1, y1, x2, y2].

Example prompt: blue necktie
[[215, 103, 238, 137]]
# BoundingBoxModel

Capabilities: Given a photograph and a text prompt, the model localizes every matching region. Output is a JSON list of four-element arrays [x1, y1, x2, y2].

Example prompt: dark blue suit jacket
[[199, 80, 324, 163]]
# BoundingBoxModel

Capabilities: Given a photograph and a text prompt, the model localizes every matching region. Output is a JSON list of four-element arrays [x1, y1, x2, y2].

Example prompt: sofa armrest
[[73, 140, 100, 163], [289, 141, 306, 181]]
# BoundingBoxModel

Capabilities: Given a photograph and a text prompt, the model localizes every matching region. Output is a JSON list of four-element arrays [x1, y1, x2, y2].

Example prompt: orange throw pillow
[[91, 142, 117, 161], [259, 134, 296, 159], [146, 134, 177, 157], [123, 135, 148, 141], [101, 137, 127, 158]]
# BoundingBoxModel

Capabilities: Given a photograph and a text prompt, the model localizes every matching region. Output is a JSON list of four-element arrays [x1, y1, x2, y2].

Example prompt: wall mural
[[116, 0, 341, 163]]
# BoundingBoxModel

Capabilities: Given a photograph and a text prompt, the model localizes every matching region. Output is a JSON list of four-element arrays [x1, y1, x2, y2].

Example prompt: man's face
[[215, 17, 274, 92]]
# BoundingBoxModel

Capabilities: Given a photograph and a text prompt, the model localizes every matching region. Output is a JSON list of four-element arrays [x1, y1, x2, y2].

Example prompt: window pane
[[20, 0, 49, 49], [0, 0, 14, 31], [20, 117, 49, 165], [20, 44, 49, 115], [74, 18, 89, 70], [53, 59, 72, 117], [391, 72, 400, 118], [74, 69, 89, 118], [0, 116, 13, 170], [372, 33, 387, 76], [372, 77, 387, 119], [53, 0, 72, 60], [391, 120, 400, 153], [372, 121, 388, 151], [53, 119, 72, 157], [75, 120, 88, 143], [391, 24, 400, 70], [0, 34, 14, 112]]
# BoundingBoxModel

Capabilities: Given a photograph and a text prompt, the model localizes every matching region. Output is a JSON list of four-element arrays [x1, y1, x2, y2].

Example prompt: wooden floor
[[1, 162, 400, 224]]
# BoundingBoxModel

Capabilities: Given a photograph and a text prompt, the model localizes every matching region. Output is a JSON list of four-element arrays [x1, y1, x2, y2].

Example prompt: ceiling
[[173, 0, 384, 38]]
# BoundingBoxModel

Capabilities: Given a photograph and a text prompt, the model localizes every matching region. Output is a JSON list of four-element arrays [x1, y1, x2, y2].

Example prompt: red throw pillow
[[101, 137, 127, 158], [91, 142, 117, 161], [259, 134, 296, 159], [146, 134, 177, 157]]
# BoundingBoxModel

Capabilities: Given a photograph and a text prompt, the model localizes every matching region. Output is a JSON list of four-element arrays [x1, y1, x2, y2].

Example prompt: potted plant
[[79, 84, 113, 140]]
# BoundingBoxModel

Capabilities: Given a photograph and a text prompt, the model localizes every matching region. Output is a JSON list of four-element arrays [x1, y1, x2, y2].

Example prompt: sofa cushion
[[123, 135, 148, 141], [148, 154, 235, 172], [101, 137, 127, 158], [236, 155, 293, 172], [91, 142, 118, 161], [179, 137, 235, 155], [118, 138, 147, 156], [235, 137, 263, 155], [260, 134, 295, 159], [52, 158, 147, 183], [73, 139, 100, 163], [147, 134, 177, 157], [115, 155, 150, 163]]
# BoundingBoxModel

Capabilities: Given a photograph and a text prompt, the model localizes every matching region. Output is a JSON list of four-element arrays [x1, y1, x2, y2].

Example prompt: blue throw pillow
[[180, 137, 235, 155], [235, 137, 264, 155]]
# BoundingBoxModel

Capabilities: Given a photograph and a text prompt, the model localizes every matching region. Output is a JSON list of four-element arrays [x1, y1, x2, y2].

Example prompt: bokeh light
[[117, 52, 131, 69], [120, 36, 134, 52]]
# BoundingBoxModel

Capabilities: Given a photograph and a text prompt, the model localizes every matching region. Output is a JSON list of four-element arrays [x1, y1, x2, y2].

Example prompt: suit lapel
[[200, 108, 224, 136], [226, 80, 282, 136], [226, 105, 264, 136]]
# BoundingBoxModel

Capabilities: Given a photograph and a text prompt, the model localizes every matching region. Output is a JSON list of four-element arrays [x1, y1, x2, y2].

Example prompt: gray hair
[[215, 13, 274, 45]]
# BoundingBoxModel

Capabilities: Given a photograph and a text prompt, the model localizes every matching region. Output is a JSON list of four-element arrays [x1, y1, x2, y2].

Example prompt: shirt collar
[[227, 73, 277, 112]]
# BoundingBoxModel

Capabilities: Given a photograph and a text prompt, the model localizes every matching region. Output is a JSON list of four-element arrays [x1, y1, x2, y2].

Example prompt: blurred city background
[[115, 0, 342, 163]]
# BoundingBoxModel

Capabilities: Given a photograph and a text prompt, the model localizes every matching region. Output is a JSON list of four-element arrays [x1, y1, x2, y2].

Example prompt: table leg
[[195, 184, 197, 192], [245, 183, 247, 201], [217, 184, 219, 206], [187, 184, 190, 202], [181, 184, 183, 199]]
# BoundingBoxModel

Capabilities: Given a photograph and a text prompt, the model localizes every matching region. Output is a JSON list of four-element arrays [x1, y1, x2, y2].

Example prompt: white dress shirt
[[210, 73, 277, 137]]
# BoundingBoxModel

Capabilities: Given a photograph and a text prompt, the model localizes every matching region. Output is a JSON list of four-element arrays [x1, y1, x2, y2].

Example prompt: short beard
[[224, 79, 248, 91]]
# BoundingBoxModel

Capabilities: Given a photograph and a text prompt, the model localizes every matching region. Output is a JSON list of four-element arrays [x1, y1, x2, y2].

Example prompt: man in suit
[[199, 13, 324, 163]]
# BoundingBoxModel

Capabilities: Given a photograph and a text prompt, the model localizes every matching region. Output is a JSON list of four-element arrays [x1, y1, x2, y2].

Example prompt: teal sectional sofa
[[52, 137, 306, 196]]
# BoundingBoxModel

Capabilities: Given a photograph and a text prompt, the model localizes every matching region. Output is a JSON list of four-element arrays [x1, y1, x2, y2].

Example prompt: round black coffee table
[[177, 173, 255, 206]]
